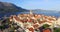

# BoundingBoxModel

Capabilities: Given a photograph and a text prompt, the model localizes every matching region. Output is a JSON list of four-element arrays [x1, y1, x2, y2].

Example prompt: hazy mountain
[[0, 2, 29, 18], [0, 2, 29, 13], [18, 9, 60, 18], [31, 9, 60, 17], [0, 2, 60, 18]]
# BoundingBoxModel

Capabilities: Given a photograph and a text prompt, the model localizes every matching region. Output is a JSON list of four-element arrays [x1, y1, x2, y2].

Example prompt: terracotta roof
[[43, 28, 51, 32], [10, 14, 57, 31], [14, 16, 24, 23], [28, 27, 34, 32], [33, 24, 39, 29]]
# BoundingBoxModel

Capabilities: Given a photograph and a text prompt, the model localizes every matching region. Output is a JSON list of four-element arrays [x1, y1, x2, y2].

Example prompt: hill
[[0, 2, 29, 18]]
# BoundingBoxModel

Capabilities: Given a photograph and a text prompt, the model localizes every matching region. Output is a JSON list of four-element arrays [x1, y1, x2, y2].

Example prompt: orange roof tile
[[14, 16, 24, 23], [28, 27, 34, 32], [43, 29, 51, 32]]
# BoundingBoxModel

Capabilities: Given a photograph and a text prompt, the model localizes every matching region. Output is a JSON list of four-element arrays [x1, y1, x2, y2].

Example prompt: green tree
[[42, 24, 50, 29], [54, 28, 60, 32]]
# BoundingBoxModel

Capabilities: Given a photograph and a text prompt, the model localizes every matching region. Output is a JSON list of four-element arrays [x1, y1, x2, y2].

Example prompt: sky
[[0, 0, 60, 11]]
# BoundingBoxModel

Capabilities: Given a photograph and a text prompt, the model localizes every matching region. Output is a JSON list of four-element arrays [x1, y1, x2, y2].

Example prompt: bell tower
[[30, 10, 33, 14]]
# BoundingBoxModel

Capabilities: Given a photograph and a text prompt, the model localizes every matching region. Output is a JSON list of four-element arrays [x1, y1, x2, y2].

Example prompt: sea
[[0, 11, 60, 19]]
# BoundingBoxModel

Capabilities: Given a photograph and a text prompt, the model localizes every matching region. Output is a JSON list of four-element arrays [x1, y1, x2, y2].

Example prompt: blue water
[[0, 11, 60, 18], [17, 11, 60, 18]]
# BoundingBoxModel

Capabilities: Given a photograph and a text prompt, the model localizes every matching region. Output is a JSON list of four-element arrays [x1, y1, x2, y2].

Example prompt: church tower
[[30, 10, 33, 14]]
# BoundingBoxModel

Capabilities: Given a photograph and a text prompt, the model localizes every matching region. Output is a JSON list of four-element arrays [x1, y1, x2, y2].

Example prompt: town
[[9, 10, 60, 32], [0, 0, 60, 32]]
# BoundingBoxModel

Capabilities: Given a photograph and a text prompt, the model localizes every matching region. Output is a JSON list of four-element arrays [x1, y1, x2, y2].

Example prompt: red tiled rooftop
[[43, 29, 51, 32], [14, 16, 24, 23], [28, 27, 34, 32]]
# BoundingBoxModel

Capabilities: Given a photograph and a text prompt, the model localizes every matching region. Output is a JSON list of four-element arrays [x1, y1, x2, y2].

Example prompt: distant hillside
[[0, 2, 29, 17], [0, 2, 60, 18], [32, 9, 57, 12], [18, 9, 60, 17], [30, 9, 60, 17], [0, 2, 29, 13]]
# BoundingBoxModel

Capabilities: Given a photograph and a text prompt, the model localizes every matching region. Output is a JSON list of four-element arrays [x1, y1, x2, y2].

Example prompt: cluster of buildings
[[9, 10, 60, 32]]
